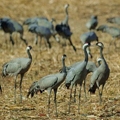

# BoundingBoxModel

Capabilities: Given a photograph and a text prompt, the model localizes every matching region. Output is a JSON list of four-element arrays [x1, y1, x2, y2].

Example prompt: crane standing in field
[[23, 17, 48, 26], [0, 17, 28, 46], [106, 17, 120, 26], [2, 46, 32, 103], [27, 54, 67, 117], [28, 24, 53, 49], [97, 25, 120, 49], [86, 15, 98, 31], [65, 60, 97, 101], [89, 42, 110, 104], [80, 31, 98, 58], [23, 17, 59, 45], [65, 43, 90, 113], [55, 4, 76, 52]]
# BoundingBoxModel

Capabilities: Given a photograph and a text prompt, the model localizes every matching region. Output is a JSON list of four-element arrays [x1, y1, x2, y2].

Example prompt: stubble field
[[0, 0, 120, 120]]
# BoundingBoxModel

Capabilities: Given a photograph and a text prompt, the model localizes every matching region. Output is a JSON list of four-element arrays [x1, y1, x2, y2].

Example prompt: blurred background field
[[0, 0, 120, 119]]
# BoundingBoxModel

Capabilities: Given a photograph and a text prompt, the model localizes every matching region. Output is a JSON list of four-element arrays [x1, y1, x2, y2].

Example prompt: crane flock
[[2, 2, 120, 117]]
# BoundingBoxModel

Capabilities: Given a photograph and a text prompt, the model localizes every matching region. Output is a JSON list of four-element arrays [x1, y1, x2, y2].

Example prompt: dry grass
[[0, 0, 120, 119]]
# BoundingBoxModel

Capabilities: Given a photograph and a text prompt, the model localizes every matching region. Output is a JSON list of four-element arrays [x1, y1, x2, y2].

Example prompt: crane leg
[[53, 35, 60, 43], [98, 87, 102, 104], [83, 80, 87, 100], [39, 36, 42, 48], [19, 74, 24, 103], [0, 85, 2, 93], [78, 85, 82, 114], [34, 34, 38, 45], [10, 34, 15, 45], [14, 76, 17, 103], [53, 89, 58, 117], [73, 84, 77, 102], [47, 90, 52, 117], [20, 33, 28, 46], [68, 85, 73, 113], [68, 38, 76, 52], [46, 38, 51, 49], [96, 82, 103, 104]]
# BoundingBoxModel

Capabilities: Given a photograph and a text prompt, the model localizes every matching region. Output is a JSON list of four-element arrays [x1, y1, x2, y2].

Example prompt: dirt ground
[[0, 0, 120, 120]]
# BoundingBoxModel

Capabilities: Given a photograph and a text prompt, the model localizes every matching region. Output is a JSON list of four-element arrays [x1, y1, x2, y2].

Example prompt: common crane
[[27, 54, 67, 117], [65, 43, 90, 113], [97, 25, 120, 48], [2, 46, 32, 103], [55, 4, 76, 52], [86, 15, 98, 31], [106, 17, 120, 25], [0, 17, 28, 46], [80, 31, 98, 58], [23, 17, 48, 26], [28, 24, 53, 49], [23, 17, 58, 45], [89, 42, 110, 104]]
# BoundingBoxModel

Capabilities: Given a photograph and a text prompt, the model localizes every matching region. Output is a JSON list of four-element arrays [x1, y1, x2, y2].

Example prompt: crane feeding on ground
[[27, 54, 67, 117]]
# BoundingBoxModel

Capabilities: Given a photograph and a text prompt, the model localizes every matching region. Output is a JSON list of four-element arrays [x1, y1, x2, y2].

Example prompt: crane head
[[91, 15, 97, 19], [62, 54, 67, 60], [27, 81, 41, 98], [64, 4, 69, 9], [27, 46, 32, 50], [82, 42, 90, 50], [96, 42, 104, 49]]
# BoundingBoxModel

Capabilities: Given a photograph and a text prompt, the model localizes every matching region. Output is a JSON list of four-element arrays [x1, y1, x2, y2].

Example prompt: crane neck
[[27, 49, 32, 60], [99, 47, 104, 60], [84, 46, 89, 62], [62, 6, 69, 25], [61, 57, 67, 74]]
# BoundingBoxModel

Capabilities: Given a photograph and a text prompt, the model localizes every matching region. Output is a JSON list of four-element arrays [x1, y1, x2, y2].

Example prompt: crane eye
[[36, 85, 40, 89]]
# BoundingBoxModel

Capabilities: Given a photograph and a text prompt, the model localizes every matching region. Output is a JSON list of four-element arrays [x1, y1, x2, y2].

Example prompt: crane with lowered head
[[27, 54, 67, 117]]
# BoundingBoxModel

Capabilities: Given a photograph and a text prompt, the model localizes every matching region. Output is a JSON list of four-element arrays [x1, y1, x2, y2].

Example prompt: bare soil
[[0, 0, 120, 120]]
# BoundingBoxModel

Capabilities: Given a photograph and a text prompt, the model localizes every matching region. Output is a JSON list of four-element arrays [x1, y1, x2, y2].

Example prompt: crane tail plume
[[89, 84, 97, 94]]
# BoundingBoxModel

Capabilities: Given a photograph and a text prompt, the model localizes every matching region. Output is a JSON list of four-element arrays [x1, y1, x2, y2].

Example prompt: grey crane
[[28, 24, 53, 49], [27, 54, 67, 117], [65, 43, 90, 113], [0, 17, 28, 46], [106, 17, 120, 25], [55, 4, 76, 52], [80, 31, 98, 58], [65, 60, 97, 101], [2, 46, 32, 103], [23, 17, 58, 45], [23, 17, 48, 26], [61, 56, 102, 102], [96, 25, 120, 48], [89, 42, 110, 104], [86, 15, 98, 30]]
